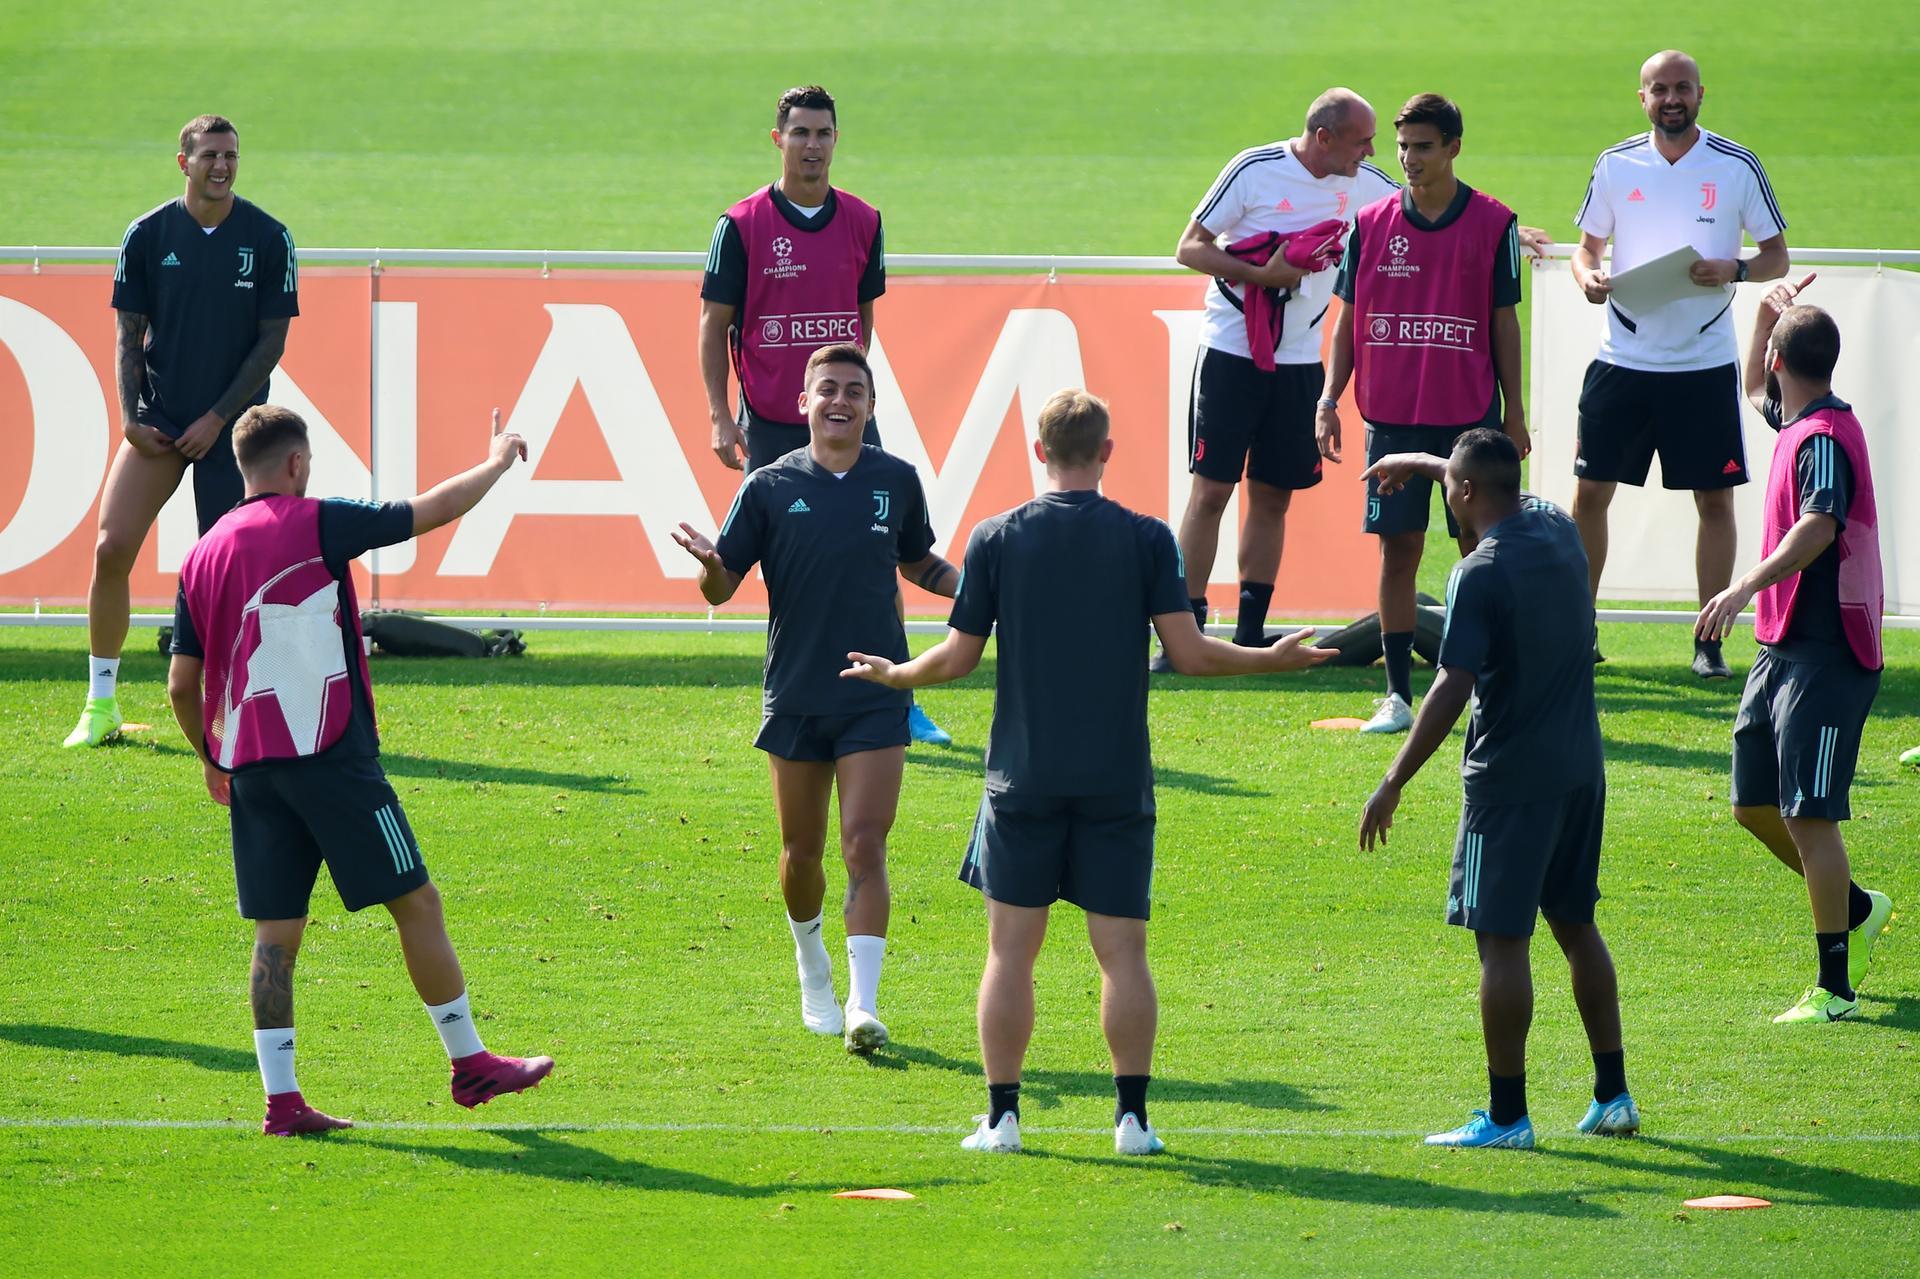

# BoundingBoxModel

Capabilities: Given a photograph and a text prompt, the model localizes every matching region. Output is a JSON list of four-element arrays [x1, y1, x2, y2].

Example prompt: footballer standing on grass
[[168, 406, 553, 1136], [699, 83, 951, 746], [1360, 431, 1635, 1150], [1702, 279, 1893, 1025], [68, 114, 298, 749], [1570, 50, 1789, 676], [844, 389, 1329, 1155], [1317, 94, 1529, 735], [674, 344, 958, 1054]]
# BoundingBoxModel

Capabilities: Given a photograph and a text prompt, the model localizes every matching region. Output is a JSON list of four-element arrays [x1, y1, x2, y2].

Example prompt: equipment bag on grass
[[360, 610, 526, 658]]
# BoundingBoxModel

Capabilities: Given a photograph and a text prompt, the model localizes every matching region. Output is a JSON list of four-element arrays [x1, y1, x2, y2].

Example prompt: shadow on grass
[[0, 1023, 253, 1073], [381, 752, 641, 795], [1859, 992, 1920, 1032], [880, 1042, 1335, 1113], [904, 743, 1262, 797], [1544, 1137, 1920, 1211], [351, 1128, 971, 1198], [1601, 736, 1731, 772], [1028, 1147, 1613, 1218]]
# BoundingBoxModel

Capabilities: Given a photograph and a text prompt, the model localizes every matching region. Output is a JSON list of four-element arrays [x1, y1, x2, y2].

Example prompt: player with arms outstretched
[[675, 344, 958, 1054]]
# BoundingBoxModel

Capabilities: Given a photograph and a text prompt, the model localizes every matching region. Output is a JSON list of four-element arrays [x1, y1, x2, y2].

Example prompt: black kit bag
[[360, 610, 525, 658]]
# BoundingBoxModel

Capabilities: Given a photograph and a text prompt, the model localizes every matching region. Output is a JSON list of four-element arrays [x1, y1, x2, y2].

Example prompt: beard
[[1765, 369, 1782, 411], [1653, 104, 1697, 137]]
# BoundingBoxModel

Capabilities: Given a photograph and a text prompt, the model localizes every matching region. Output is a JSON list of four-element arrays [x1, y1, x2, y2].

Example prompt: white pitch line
[[2, 1117, 1915, 1144]]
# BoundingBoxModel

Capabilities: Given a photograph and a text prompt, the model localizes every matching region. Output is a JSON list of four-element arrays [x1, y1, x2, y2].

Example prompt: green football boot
[[1850, 891, 1894, 992], [1773, 985, 1858, 1025], [1899, 745, 1920, 769], [62, 696, 124, 748]]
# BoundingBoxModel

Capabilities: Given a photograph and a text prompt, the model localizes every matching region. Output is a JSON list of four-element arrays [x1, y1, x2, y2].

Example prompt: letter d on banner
[[0, 297, 109, 574]]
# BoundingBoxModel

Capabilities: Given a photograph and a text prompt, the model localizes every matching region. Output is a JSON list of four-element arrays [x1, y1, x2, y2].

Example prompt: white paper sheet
[[1606, 245, 1715, 313]]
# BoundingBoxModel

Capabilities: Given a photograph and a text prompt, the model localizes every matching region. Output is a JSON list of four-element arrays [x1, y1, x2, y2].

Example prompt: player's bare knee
[[92, 525, 142, 577], [1731, 803, 1772, 833], [384, 881, 443, 927], [1693, 488, 1734, 519], [839, 826, 889, 876], [1187, 476, 1234, 519]]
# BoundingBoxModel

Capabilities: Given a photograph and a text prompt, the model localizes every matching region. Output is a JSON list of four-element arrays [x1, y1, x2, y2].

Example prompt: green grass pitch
[[3, 1, 1920, 1274]]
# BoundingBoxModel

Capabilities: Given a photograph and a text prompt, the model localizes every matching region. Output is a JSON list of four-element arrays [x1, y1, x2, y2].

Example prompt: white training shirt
[[1192, 142, 1401, 365], [1575, 127, 1786, 372]]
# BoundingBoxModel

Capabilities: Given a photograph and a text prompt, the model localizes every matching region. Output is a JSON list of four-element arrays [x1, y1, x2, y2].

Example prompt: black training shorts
[[228, 753, 429, 919], [755, 707, 910, 762], [1186, 348, 1325, 491], [1574, 360, 1747, 490], [1447, 779, 1606, 936], [957, 788, 1156, 920], [1731, 646, 1880, 821]]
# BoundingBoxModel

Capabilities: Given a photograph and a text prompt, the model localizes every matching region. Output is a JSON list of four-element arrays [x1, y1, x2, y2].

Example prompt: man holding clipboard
[[1569, 49, 1790, 677]]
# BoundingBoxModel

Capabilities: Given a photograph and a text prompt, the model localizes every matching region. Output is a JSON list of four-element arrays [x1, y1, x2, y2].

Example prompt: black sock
[[988, 1082, 1021, 1127], [1592, 1049, 1627, 1103], [1817, 931, 1853, 999], [1190, 597, 1209, 631], [1234, 581, 1274, 645], [1847, 882, 1874, 931], [1383, 631, 1414, 703], [1114, 1074, 1150, 1127], [1488, 1070, 1527, 1127]]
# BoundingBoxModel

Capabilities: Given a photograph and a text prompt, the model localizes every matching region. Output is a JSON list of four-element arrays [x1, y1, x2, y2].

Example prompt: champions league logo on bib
[[1378, 234, 1420, 279], [763, 235, 807, 280]]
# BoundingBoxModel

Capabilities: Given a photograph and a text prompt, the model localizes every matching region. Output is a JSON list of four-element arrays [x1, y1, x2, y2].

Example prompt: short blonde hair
[[1036, 388, 1110, 465], [231, 404, 309, 474]]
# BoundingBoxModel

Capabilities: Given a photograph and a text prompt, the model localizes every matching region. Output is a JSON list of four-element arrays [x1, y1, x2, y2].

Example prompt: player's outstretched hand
[[203, 758, 231, 807], [1359, 780, 1399, 851], [670, 521, 724, 571], [1362, 452, 1425, 496], [489, 407, 529, 468], [1762, 272, 1817, 319], [1268, 627, 1334, 671], [1695, 582, 1753, 643], [841, 651, 900, 686], [1315, 403, 1342, 463]]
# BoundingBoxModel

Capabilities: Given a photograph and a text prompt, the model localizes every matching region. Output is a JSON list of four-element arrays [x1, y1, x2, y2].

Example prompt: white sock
[[425, 991, 486, 1059], [790, 913, 832, 986], [253, 1027, 299, 1096], [88, 655, 120, 702], [847, 935, 887, 1014]]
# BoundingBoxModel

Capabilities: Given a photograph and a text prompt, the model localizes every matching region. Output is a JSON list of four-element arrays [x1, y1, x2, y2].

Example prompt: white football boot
[[961, 1112, 1022, 1153], [1114, 1112, 1166, 1155], [844, 1004, 889, 1054], [799, 975, 843, 1036], [1360, 693, 1413, 734]]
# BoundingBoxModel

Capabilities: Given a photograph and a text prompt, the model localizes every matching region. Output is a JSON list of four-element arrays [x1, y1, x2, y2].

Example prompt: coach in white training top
[[1154, 88, 1402, 666], [1570, 49, 1789, 679]]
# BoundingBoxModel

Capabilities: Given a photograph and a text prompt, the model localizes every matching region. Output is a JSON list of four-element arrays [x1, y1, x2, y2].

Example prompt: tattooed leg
[[250, 919, 306, 1030]]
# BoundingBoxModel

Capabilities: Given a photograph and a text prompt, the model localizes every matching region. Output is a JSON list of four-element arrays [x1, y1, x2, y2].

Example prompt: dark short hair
[[1773, 305, 1841, 383], [776, 85, 836, 129], [232, 404, 309, 473], [1450, 427, 1521, 497], [803, 343, 872, 394], [1395, 93, 1463, 143], [179, 114, 237, 155], [1037, 388, 1111, 466]]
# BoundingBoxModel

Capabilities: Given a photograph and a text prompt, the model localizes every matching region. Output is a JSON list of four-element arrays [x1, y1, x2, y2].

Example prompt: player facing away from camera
[[698, 83, 949, 746], [674, 344, 959, 1054], [1699, 280, 1892, 1024], [68, 114, 299, 748], [1571, 50, 1789, 676], [167, 406, 553, 1135], [843, 389, 1330, 1154], [1360, 431, 1634, 1150], [1318, 94, 1529, 734], [1152, 87, 1398, 670]]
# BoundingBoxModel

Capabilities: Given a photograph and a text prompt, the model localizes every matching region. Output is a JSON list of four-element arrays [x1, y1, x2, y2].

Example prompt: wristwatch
[[1734, 259, 1750, 283]]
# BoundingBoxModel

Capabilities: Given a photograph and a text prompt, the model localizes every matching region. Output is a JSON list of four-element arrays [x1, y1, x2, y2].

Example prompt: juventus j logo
[[872, 490, 891, 521], [237, 247, 255, 277], [1700, 182, 1718, 211]]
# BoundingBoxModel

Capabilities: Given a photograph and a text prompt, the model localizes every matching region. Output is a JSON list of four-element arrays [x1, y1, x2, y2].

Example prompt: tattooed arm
[[115, 311, 172, 457], [899, 554, 959, 599]]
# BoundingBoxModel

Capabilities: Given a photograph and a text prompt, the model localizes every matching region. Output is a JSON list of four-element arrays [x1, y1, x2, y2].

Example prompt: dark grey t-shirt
[[948, 490, 1190, 796], [1437, 499, 1604, 803], [715, 444, 934, 715]]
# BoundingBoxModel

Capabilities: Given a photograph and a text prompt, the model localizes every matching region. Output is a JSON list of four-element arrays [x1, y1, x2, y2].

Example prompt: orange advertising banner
[[0, 265, 1379, 616]]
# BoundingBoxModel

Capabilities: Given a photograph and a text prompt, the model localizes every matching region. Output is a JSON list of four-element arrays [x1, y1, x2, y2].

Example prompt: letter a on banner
[[438, 304, 713, 578]]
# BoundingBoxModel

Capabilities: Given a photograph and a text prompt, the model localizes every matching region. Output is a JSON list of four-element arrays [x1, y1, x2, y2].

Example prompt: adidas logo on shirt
[[788, 498, 811, 514], [161, 252, 182, 265], [1276, 198, 1295, 211], [1626, 188, 1645, 202]]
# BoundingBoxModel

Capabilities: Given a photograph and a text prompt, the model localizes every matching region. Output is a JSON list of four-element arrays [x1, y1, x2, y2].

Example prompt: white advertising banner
[[1530, 262, 1920, 613]]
